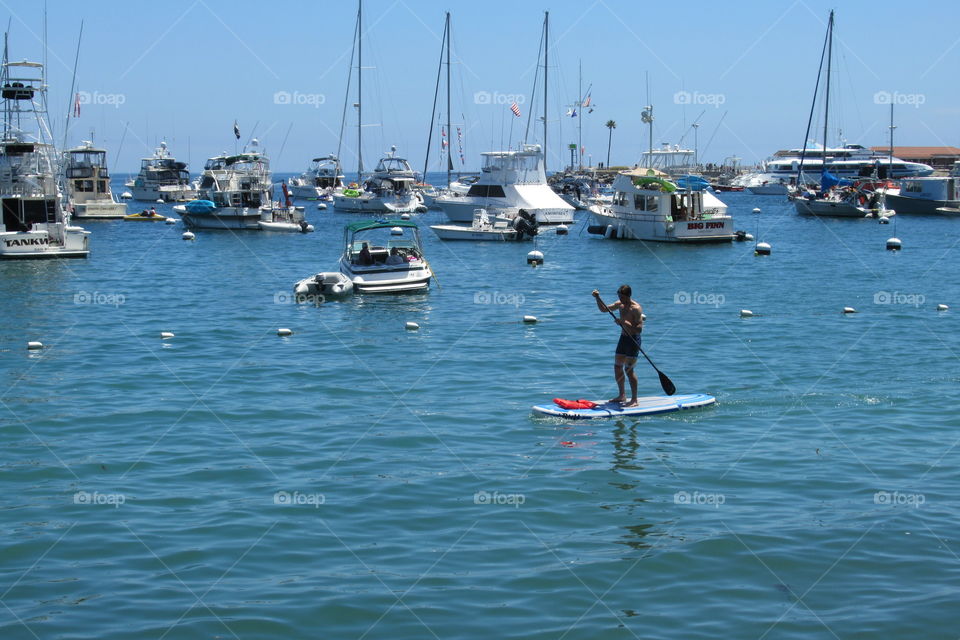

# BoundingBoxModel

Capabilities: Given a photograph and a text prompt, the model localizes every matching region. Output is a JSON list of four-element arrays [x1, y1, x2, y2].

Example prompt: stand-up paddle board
[[532, 394, 716, 419]]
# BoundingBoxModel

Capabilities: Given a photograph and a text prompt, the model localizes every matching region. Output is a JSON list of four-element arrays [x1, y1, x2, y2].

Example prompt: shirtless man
[[592, 285, 644, 407]]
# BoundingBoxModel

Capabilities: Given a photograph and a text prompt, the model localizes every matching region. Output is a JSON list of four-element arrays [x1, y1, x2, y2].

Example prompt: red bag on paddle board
[[553, 398, 598, 410]]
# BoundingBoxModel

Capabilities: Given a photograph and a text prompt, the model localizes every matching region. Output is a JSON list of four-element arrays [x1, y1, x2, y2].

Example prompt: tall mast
[[821, 10, 833, 167], [543, 11, 548, 172], [577, 60, 582, 170], [357, 0, 363, 182], [445, 11, 452, 187]]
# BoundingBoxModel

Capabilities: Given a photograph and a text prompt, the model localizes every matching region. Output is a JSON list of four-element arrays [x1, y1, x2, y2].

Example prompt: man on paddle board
[[592, 285, 643, 407]]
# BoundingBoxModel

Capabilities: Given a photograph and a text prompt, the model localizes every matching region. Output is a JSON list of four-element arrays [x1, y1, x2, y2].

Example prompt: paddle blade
[[658, 370, 677, 396]]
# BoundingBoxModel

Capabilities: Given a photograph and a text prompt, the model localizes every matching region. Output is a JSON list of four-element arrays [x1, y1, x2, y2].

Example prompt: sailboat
[[332, 1, 423, 215], [792, 11, 894, 218], [0, 33, 90, 259]]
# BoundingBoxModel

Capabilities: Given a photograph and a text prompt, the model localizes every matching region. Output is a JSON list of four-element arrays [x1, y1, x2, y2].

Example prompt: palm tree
[[605, 120, 616, 167]]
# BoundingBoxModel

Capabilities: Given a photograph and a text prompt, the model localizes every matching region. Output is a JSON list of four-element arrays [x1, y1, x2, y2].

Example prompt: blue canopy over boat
[[185, 200, 216, 213], [675, 175, 710, 191]]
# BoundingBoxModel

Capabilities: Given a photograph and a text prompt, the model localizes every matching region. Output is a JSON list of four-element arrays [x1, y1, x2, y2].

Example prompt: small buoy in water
[[317, 203, 327, 210], [390, 226, 404, 235], [400, 213, 411, 220], [156, 198, 164, 204], [740, 309, 754, 318], [752, 207, 761, 214], [277, 328, 293, 337], [120, 191, 133, 199], [523, 315, 537, 323], [937, 304, 949, 311], [27, 341, 43, 350], [165, 217, 176, 224], [886, 237, 901, 251], [182, 231, 195, 240], [405, 321, 419, 330], [843, 307, 857, 314], [878, 216, 890, 224], [160, 331, 175, 339], [555, 224, 568, 236], [755, 241, 771, 256], [527, 250, 544, 265]]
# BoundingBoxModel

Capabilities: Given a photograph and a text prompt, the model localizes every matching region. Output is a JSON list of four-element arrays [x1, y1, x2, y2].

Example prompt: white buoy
[[400, 213, 411, 220], [740, 309, 754, 318], [182, 231, 195, 241], [27, 341, 43, 350], [744, 232, 754, 241], [165, 217, 176, 224], [317, 203, 327, 210], [405, 321, 419, 330], [843, 307, 856, 314], [305, 224, 315, 232], [390, 226, 404, 235], [878, 216, 890, 224], [752, 207, 761, 214], [527, 250, 544, 265], [156, 198, 165, 204], [886, 237, 901, 251], [120, 191, 133, 199], [160, 331, 175, 339], [937, 304, 949, 311], [277, 328, 293, 337], [755, 242, 771, 256], [555, 224, 568, 236], [522, 315, 537, 323]]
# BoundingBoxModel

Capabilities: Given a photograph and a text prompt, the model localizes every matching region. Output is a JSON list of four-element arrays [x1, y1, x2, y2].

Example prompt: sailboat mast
[[821, 10, 833, 168], [445, 11, 452, 187], [577, 60, 582, 170], [543, 11, 548, 172], [357, 0, 363, 182]]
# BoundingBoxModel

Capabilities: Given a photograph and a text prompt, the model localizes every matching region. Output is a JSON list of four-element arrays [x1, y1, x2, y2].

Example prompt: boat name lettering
[[4, 237, 50, 247], [686, 222, 725, 230]]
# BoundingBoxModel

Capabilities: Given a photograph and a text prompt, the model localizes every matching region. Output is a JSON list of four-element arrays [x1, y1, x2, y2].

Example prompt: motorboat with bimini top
[[339, 219, 432, 293], [0, 41, 89, 259], [288, 154, 344, 200], [430, 208, 538, 241], [588, 170, 733, 242], [62, 140, 127, 218], [334, 148, 424, 214], [125, 141, 196, 202]]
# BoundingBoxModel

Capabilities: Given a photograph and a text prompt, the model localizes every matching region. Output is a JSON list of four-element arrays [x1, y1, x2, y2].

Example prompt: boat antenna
[[422, 12, 448, 183], [796, 10, 831, 190], [62, 20, 83, 152]]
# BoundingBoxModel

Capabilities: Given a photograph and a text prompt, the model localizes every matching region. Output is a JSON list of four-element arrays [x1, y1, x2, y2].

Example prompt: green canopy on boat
[[345, 219, 420, 234], [632, 176, 677, 192]]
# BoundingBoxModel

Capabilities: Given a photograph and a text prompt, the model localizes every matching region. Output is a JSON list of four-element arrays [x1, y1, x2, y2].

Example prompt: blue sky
[[5, 0, 959, 175]]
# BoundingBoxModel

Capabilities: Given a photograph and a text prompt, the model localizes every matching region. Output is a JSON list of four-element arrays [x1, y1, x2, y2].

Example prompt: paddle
[[598, 296, 676, 396]]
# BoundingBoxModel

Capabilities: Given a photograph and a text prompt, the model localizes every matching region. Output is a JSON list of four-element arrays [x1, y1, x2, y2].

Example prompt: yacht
[[62, 140, 127, 218], [125, 141, 196, 202], [0, 50, 89, 258], [288, 154, 344, 200], [339, 219, 432, 293], [333, 148, 423, 214], [436, 144, 574, 224], [588, 170, 733, 242]]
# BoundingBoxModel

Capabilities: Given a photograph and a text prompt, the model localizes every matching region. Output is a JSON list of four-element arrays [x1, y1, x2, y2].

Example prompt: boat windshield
[[482, 151, 543, 185], [69, 150, 106, 168]]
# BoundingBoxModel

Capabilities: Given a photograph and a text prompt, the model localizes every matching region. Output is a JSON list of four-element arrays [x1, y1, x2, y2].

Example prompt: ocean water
[[2, 176, 959, 639]]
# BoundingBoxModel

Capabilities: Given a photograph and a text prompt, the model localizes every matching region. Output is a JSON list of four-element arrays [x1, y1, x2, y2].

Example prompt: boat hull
[[430, 224, 519, 241], [0, 227, 90, 259], [127, 184, 197, 202], [793, 198, 888, 217], [180, 208, 263, 230], [590, 209, 734, 243], [885, 193, 958, 215], [71, 201, 128, 219], [339, 257, 432, 293], [438, 197, 573, 225], [333, 194, 422, 214]]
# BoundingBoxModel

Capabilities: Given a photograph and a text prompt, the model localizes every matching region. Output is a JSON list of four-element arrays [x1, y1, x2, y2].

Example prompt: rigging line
[[336, 10, 359, 167], [62, 20, 83, 152], [524, 19, 545, 144], [797, 11, 831, 184], [422, 13, 447, 180]]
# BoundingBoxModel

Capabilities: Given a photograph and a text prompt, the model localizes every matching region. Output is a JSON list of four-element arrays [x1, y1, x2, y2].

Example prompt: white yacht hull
[[0, 225, 90, 259], [438, 197, 573, 225], [339, 256, 432, 293], [333, 193, 422, 213], [591, 208, 733, 243], [127, 183, 197, 202], [748, 183, 790, 195], [430, 224, 519, 241], [71, 201, 128, 219], [180, 207, 264, 230]]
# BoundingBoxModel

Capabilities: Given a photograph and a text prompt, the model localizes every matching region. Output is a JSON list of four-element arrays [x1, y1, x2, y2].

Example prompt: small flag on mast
[[510, 102, 521, 118], [582, 94, 591, 108], [74, 93, 81, 117], [233, 120, 240, 140]]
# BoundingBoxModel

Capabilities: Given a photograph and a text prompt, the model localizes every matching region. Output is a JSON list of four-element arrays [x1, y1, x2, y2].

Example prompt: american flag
[[582, 94, 592, 108], [510, 102, 521, 118], [74, 93, 81, 117]]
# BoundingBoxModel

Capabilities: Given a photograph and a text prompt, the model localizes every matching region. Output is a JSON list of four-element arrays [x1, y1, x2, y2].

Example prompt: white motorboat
[[588, 171, 734, 242], [293, 272, 353, 300], [430, 208, 538, 241], [62, 140, 127, 218], [0, 51, 89, 259], [339, 219, 432, 293], [885, 176, 960, 214], [333, 148, 424, 214], [436, 144, 574, 224], [125, 141, 196, 202], [288, 155, 343, 200]]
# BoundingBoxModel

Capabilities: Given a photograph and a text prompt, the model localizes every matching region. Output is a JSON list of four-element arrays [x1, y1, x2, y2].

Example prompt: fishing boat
[[588, 170, 734, 242], [436, 144, 574, 224], [339, 219, 432, 293], [178, 139, 309, 231], [885, 176, 960, 214], [430, 208, 538, 241], [0, 43, 89, 259], [333, 148, 423, 214], [62, 140, 127, 218], [124, 141, 196, 202], [288, 154, 343, 200]]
